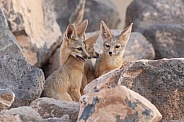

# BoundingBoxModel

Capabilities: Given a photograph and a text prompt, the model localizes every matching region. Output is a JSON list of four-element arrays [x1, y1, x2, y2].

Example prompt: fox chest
[[67, 69, 83, 87]]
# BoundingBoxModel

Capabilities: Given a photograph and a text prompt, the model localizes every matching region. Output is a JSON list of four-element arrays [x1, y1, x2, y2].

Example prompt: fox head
[[62, 19, 90, 62], [100, 21, 133, 57], [84, 33, 100, 58]]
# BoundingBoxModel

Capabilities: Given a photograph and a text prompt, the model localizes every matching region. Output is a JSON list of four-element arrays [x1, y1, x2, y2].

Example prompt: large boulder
[[85, 58, 184, 121], [0, 8, 45, 107], [125, 0, 184, 32], [51, 0, 120, 33], [79, 70, 162, 122], [125, 0, 184, 59], [0, 106, 43, 122], [1, 0, 62, 66], [119, 59, 184, 121], [0, 106, 71, 122], [143, 24, 184, 59], [30, 97, 80, 122], [0, 9, 23, 57], [0, 54, 45, 107]]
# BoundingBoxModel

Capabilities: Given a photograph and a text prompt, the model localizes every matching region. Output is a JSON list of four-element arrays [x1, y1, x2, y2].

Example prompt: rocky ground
[[0, 0, 184, 122]]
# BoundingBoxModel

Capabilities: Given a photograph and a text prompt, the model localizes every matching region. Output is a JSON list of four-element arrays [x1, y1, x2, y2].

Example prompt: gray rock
[[0, 9, 23, 57], [84, 0, 120, 32], [0, 106, 43, 122], [118, 58, 184, 121], [125, 0, 184, 59], [124, 32, 155, 62], [168, 119, 184, 122], [125, 0, 184, 32], [30, 97, 80, 122], [44, 115, 71, 122], [51, 0, 120, 32], [0, 89, 15, 110], [0, 54, 45, 107], [143, 24, 184, 59]]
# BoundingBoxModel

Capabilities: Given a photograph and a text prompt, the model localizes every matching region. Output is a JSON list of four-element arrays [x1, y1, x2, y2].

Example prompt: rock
[[0, 54, 45, 107], [51, 0, 120, 33], [79, 70, 162, 122], [118, 59, 184, 121], [125, 0, 184, 59], [0, 106, 43, 122], [84, 58, 184, 121], [169, 119, 184, 122], [125, 0, 184, 32], [0, 89, 15, 110], [143, 24, 184, 59], [43, 115, 71, 122], [84, 0, 120, 32], [124, 32, 155, 62], [0, 9, 23, 57], [30, 97, 80, 122], [1, 0, 62, 66], [0, 106, 72, 122], [0, 114, 22, 122]]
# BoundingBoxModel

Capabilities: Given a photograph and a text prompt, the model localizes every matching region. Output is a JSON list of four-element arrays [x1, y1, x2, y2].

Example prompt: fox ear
[[65, 24, 77, 39], [119, 23, 133, 43], [100, 21, 112, 40], [76, 19, 88, 38], [84, 33, 100, 46]]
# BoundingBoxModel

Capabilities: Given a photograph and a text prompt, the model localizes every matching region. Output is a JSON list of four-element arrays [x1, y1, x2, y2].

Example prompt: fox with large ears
[[95, 21, 133, 78], [42, 20, 99, 101]]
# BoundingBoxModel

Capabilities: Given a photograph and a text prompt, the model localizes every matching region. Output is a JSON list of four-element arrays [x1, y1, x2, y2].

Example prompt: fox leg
[[56, 92, 73, 101], [80, 75, 87, 95], [69, 89, 81, 102]]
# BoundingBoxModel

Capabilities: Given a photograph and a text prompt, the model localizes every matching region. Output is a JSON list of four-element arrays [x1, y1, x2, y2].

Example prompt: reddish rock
[[79, 69, 162, 122], [1, 0, 62, 66]]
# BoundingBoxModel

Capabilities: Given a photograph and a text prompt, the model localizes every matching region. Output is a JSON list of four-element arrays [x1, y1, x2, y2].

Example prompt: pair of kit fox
[[42, 19, 133, 102]]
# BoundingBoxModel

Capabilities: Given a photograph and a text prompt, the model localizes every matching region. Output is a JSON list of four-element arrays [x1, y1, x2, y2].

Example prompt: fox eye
[[105, 44, 110, 48], [115, 45, 120, 48], [77, 47, 82, 51]]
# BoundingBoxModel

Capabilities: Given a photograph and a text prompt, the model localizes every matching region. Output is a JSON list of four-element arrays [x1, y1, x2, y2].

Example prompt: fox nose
[[88, 56, 91, 59], [109, 51, 112, 55]]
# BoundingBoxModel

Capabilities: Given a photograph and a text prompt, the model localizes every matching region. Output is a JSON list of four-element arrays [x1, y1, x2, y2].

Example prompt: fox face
[[63, 20, 90, 62], [100, 21, 133, 57], [84, 33, 100, 58]]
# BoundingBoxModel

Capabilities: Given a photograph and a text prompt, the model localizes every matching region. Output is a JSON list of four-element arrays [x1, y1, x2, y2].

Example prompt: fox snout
[[109, 51, 112, 56]]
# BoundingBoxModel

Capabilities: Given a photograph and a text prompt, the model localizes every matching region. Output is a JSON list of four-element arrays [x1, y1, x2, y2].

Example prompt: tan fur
[[95, 21, 133, 78], [80, 33, 100, 95], [42, 23, 90, 102]]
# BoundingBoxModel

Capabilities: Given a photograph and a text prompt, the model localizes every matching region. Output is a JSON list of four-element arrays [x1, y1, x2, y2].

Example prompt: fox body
[[42, 21, 90, 101], [80, 33, 100, 94], [95, 21, 133, 78]]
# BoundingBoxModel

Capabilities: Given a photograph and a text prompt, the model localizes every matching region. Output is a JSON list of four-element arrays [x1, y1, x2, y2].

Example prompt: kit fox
[[42, 23, 90, 101], [95, 21, 133, 78], [81, 33, 100, 94]]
